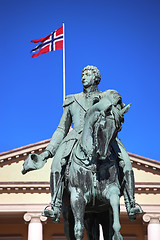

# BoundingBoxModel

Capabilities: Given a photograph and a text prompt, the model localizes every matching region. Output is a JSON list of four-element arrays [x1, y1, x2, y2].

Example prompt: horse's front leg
[[70, 187, 86, 240], [108, 188, 123, 240]]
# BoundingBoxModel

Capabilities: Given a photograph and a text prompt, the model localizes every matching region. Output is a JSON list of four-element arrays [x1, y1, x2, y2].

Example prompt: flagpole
[[63, 21, 66, 102]]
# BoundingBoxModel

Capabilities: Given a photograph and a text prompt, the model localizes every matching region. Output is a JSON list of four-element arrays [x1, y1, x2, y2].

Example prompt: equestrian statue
[[22, 66, 143, 240]]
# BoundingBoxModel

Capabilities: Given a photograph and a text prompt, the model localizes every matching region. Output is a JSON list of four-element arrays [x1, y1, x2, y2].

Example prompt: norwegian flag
[[31, 26, 63, 58]]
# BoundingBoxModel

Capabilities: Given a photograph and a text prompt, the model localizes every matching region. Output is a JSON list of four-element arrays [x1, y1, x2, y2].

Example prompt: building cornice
[[0, 181, 160, 194], [136, 182, 160, 194], [0, 181, 50, 193], [0, 204, 47, 213], [129, 152, 160, 174], [0, 139, 50, 167]]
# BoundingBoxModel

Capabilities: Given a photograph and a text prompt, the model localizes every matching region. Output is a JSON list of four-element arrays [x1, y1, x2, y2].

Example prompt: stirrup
[[129, 202, 143, 215], [135, 202, 143, 214]]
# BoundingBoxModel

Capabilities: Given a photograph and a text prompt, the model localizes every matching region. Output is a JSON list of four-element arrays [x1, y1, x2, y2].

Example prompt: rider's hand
[[40, 150, 51, 160]]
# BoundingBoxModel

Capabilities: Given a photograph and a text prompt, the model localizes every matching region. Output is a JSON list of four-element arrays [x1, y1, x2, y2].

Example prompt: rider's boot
[[42, 172, 63, 223], [124, 170, 142, 221]]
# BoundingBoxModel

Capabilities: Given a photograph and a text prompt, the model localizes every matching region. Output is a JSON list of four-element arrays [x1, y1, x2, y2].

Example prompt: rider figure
[[25, 66, 141, 222]]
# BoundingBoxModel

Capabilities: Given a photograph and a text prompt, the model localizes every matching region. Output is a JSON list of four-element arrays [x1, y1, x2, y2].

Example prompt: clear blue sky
[[0, 0, 160, 161]]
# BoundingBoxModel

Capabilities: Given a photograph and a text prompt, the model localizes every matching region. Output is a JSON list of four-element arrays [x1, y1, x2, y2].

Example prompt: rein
[[73, 152, 97, 172]]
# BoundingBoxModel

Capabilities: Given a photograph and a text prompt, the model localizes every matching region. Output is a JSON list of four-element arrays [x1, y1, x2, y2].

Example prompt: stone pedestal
[[24, 212, 47, 240]]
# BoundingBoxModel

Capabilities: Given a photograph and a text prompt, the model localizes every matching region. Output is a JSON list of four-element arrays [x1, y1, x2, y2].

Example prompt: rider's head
[[82, 65, 101, 88]]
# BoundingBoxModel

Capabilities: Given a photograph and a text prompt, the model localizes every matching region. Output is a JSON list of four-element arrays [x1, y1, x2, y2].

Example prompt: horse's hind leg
[[62, 203, 76, 240], [109, 190, 123, 240], [84, 213, 99, 240], [70, 187, 86, 240]]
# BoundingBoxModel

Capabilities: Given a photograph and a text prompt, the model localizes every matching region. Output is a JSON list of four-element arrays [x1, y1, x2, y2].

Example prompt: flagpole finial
[[63, 21, 64, 23]]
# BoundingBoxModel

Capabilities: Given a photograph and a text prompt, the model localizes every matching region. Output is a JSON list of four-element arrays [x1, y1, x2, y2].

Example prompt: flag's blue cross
[[32, 33, 63, 52]]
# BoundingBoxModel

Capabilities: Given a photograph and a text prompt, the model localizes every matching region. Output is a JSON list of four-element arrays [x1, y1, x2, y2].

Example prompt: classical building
[[0, 139, 160, 240]]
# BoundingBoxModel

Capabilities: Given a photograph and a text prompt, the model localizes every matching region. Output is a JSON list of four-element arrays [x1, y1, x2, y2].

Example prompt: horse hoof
[[112, 232, 123, 240]]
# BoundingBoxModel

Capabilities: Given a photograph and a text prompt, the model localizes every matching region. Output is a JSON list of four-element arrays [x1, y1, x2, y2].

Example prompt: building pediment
[[0, 139, 50, 167], [0, 139, 160, 171], [0, 139, 159, 174]]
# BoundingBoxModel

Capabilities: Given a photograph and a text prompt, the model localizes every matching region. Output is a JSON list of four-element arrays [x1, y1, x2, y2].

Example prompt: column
[[24, 212, 47, 240], [143, 213, 160, 240], [99, 224, 104, 240]]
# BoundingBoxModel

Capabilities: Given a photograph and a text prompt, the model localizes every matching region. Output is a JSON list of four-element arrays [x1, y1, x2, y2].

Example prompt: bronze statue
[[22, 66, 142, 240]]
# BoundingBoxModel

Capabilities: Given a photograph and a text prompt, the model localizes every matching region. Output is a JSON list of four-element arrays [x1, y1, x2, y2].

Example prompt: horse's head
[[94, 110, 117, 160], [80, 90, 131, 161], [94, 103, 131, 160]]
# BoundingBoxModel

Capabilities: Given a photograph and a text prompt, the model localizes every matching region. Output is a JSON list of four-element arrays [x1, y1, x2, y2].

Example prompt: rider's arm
[[41, 95, 74, 159]]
